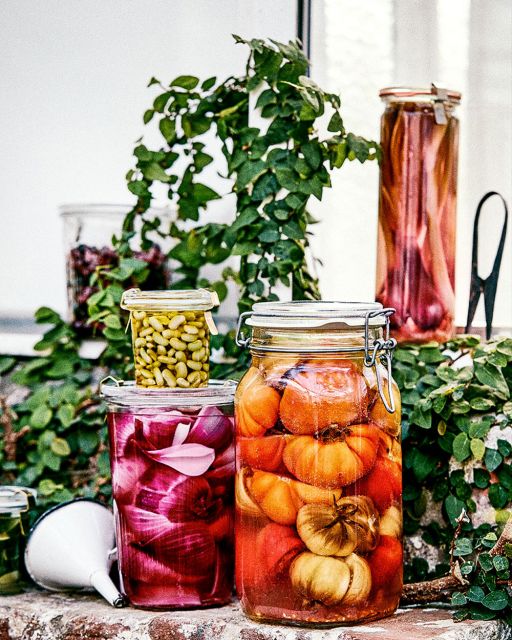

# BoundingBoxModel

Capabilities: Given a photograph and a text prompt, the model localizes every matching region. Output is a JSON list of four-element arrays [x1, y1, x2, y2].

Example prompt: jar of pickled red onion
[[101, 379, 236, 609], [234, 302, 402, 626], [376, 85, 461, 342]]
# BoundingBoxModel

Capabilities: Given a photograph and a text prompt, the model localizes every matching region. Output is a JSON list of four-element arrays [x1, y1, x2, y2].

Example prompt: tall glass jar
[[376, 86, 461, 343], [234, 302, 402, 626], [61, 204, 172, 335], [102, 380, 236, 609]]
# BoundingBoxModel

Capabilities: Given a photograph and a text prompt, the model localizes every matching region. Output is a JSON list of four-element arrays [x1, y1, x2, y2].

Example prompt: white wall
[[0, 0, 296, 317]]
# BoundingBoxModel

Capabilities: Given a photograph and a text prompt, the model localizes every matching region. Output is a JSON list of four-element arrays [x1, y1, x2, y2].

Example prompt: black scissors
[[465, 191, 508, 340]]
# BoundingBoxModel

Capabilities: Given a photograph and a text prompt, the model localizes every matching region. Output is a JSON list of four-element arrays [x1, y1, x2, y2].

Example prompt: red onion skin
[[109, 406, 235, 607], [187, 406, 233, 451]]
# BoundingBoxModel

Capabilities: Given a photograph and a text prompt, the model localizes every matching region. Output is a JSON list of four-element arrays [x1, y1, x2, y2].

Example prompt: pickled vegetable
[[109, 404, 234, 607], [235, 355, 403, 625], [130, 310, 210, 388], [376, 99, 459, 342]]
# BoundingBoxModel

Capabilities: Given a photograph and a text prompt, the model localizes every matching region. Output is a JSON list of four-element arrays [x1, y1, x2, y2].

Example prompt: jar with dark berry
[[61, 204, 173, 335]]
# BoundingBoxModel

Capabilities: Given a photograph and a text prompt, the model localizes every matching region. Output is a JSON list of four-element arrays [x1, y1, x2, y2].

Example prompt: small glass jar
[[102, 380, 236, 609], [61, 204, 172, 335], [121, 288, 219, 389], [234, 302, 402, 626], [376, 86, 461, 343], [0, 486, 36, 594]]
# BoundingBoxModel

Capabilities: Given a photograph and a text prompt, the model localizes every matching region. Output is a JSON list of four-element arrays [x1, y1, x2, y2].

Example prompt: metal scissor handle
[[465, 191, 508, 340]]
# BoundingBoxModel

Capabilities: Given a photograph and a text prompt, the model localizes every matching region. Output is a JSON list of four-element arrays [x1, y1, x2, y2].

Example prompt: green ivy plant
[[398, 335, 512, 621]]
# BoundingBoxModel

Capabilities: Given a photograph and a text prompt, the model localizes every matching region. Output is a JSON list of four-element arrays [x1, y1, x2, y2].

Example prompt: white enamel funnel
[[25, 499, 126, 607]]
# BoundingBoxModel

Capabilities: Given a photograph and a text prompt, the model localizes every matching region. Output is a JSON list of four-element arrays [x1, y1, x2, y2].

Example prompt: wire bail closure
[[236, 307, 397, 414]]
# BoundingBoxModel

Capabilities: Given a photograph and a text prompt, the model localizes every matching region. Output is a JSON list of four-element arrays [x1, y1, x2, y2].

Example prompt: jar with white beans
[[121, 288, 219, 389]]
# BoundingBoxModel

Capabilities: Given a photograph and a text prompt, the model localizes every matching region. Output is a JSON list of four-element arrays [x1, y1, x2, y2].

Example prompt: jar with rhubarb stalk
[[234, 302, 402, 626], [376, 85, 461, 342], [101, 380, 236, 608]]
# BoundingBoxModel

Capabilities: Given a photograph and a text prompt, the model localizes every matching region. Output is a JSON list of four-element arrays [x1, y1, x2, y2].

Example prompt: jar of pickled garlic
[[101, 379, 236, 609], [376, 85, 461, 343], [0, 486, 36, 594], [234, 302, 402, 626], [121, 288, 219, 389]]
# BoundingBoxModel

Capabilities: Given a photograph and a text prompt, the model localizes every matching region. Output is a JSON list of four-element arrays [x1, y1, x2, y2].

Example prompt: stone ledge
[[0, 591, 510, 640]]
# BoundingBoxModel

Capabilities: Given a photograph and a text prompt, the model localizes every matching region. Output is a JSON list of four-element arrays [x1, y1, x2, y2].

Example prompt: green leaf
[[143, 162, 169, 182], [479, 552, 494, 572], [159, 118, 176, 143], [236, 160, 266, 191], [452, 432, 471, 462], [470, 397, 495, 411], [485, 448, 503, 472], [201, 76, 216, 91], [493, 555, 509, 572], [470, 438, 486, 460], [30, 406, 53, 429], [258, 228, 280, 243], [0, 357, 16, 375], [38, 479, 62, 497], [466, 586, 485, 602], [327, 111, 343, 132], [445, 495, 465, 526], [78, 431, 99, 455], [453, 537, 473, 556], [104, 314, 122, 330], [171, 75, 199, 90], [47, 359, 74, 379], [474, 362, 509, 398], [57, 404, 75, 428], [143, 109, 154, 124], [51, 437, 71, 457], [451, 591, 467, 606], [35, 307, 61, 324], [481, 590, 509, 610], [488, 484, 509, 509]]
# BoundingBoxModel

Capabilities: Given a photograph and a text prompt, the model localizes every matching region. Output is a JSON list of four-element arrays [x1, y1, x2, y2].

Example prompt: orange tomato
[[377, 430, 402, 468], [368, 535, 403, 591], [282, 424, 380, 488], [279, 360, 368, 435], [248, 470, 341, 525], [238, 434, 286, 473], [348, 456, 402, 513], [256, 522, 305, 578], [235, 367, 281, 437]]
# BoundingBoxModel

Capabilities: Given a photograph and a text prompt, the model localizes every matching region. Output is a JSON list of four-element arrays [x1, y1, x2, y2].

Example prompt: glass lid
[[0, 486, 36, 512], [121, 288, 220, 312], [101, 379, 236, 407], [246, 301, 390, 328], [379, 85, 461, 104]]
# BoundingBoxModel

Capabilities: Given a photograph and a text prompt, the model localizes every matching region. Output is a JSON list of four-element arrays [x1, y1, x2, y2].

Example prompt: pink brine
[[108, 405, 234, 608]]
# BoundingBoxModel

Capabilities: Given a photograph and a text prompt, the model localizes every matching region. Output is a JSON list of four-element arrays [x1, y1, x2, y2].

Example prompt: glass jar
[[376, 86, 461, 343], [61, 204, 172, 335], [234, 302, 402, 626], [121, 288, 219, 389], [0, 486, 36, 594], [102, 380, 236, 609]]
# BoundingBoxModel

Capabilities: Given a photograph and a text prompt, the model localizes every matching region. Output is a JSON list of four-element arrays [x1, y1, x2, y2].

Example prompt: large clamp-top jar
[[234, 302, 402, 626], [376, 85, 460, 343]]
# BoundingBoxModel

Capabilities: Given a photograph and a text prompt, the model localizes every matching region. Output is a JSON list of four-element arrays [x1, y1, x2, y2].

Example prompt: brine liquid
[[108, 407, 234, 608], [376, 101, 459, 343], [235, 358, 403, 625]]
